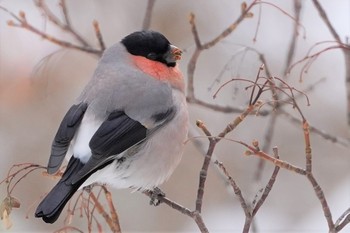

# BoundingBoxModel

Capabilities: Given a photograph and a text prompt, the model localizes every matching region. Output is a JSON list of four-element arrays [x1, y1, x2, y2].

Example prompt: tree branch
[[142, 0, 156, 30]]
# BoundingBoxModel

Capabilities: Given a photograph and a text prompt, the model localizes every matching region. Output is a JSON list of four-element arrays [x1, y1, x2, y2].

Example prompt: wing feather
[[47, 103, 88, 174], [71, 110, 147, 184]]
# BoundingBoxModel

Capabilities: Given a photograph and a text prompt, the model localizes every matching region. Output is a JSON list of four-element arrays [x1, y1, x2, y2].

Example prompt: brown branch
[[34, 0, 91, 47], [255, 0, 302, 178], [189, 13, 202, 48], [53, 226, 84, 233], [2, 6, 102, 56], [187, 96, 252, 114], [257, 1, 306, 39], [252, 147, 280, 216], [214, 160, 251, 233], [284, 0, 302, 75], [240, 140, 307, 175], [89, 192, 120, 233], [202, 1, 257, 50], [194, 97, 259, 214], [311, 0, 350, 127], [335, 207, 350, 232], [218, 104, 256, 138], [212, 141, 280, 233], [280, 109, 350, 148], [195, 121, 215, 213], [214, 161, 248, 213], [307, 173, 335, 231], [59, 0, 71, 26], [92, 20, 106, 51], [186, 48, 201, 100], [142, 0, 156, 30], [311, 0, 342, 43], [186, 1, 258, 111], [194, 104, 256, 213], [288, 44, 348, 81], [143, 190, 209, 233], [101, 186, 121, 233], [254, 111, 278, 180], [303, 121, 312, 172]]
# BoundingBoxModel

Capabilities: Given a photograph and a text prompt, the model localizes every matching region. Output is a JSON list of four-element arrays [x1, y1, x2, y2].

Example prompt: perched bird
[[35, 30, 189, 224]]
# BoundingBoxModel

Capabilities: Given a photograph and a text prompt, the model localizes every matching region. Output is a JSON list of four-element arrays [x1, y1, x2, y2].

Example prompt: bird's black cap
[[121, 30, 175, 67]]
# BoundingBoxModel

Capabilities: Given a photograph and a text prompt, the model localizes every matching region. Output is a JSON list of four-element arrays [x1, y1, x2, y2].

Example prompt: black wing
[[71, 110, 147, 184], [47, 103, 88, 174]]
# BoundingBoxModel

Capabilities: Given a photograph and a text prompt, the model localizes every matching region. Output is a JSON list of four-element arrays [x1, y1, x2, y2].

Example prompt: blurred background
[[0, 0, 350, 232]]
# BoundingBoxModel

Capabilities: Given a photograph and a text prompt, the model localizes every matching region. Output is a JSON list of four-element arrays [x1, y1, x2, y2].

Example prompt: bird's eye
[[147, 52, 158, 60]]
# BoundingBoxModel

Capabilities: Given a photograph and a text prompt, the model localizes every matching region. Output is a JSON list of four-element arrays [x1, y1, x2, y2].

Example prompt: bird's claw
[[149, 187, 165, 206]]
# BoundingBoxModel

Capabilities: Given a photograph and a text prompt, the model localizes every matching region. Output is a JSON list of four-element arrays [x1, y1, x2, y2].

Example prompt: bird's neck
[[131, 55, 185, 92]]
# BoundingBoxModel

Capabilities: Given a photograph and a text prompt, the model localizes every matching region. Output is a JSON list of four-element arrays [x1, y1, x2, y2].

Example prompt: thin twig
[[2, 6, 102, 56], [303, 121, 312, 172], [35, 0, 91, 47], [245, 142, 307, 175], [254, 111, 278, 181], [335, 207, 350, 231], [89, 192, 119, 233], [53, 226, 84, 233], [252, 147, 280, 216], [187, 0, 258, 108], [101, 186, 121, 233], [143, 190, 209, 233], [202, 1, 258, 50], [142, 0, 156, 30], [194, 122, 220, 215], [214, 160, 251, 233], [284, 0, 302, 75], [92, 20, 106, 51], [280, 109, 350, 148], [311, 0, 342, 43], [307, 173, 335, 231]]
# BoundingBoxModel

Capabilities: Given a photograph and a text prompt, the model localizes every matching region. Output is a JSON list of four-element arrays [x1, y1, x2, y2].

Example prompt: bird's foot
[[149, 187, 165, 206], [83, 183, 101, 193]]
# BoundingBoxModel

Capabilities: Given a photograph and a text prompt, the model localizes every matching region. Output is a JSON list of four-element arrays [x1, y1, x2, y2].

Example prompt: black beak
[[164, 45, 182, 65]]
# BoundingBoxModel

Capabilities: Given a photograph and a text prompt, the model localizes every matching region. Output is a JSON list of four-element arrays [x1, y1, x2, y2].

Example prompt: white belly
[[83, 90, 189, 190], [71, 114, 103, 163]]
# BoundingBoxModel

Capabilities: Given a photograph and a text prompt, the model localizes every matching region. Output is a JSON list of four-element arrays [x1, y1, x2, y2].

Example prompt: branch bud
[[7, 20, 15, 26], [19, 11, 26, 19], [252, 139, 260, 150], [244, 150, 252, 156], [92, 19, 99, 29], [196, 119, 204, 128]]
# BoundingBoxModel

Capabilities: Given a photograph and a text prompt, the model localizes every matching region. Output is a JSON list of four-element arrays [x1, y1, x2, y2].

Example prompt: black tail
[[35, 156, 88, 223]]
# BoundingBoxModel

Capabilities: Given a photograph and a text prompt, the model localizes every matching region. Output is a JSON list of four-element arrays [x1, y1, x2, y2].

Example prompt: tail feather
[[35, 156, 87, 223]]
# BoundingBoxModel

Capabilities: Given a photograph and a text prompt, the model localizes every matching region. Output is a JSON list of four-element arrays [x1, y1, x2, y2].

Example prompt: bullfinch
[[35, 30, 189, 223]]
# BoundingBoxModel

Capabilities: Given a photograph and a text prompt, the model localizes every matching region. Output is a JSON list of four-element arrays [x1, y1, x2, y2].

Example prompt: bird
[[35, 30, 189, 224]]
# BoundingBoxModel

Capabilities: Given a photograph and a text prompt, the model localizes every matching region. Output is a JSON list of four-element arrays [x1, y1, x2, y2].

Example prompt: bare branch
[[202, 1, 258, 50], [307, 173, 335, 231], [257, 1, 306, 39], [252, 147, 280, 216], [239, 140, 307, 175], [34, 0, 91, 47], [1, 5, 103, 56], [186, 1, 258, 110], [195, 123, 216, 213], [59, 0, 71, 26], [142, 0, 156, 30], [280, 109, 350, 148], [93, 20, 106, 51], [143, 190, 209, 233], [335, 207, 350, 232], [311, 0, 342, 43], [284, 0, 302, 75], [53, 226, 84, 233], [89, 191, 120, 233]]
